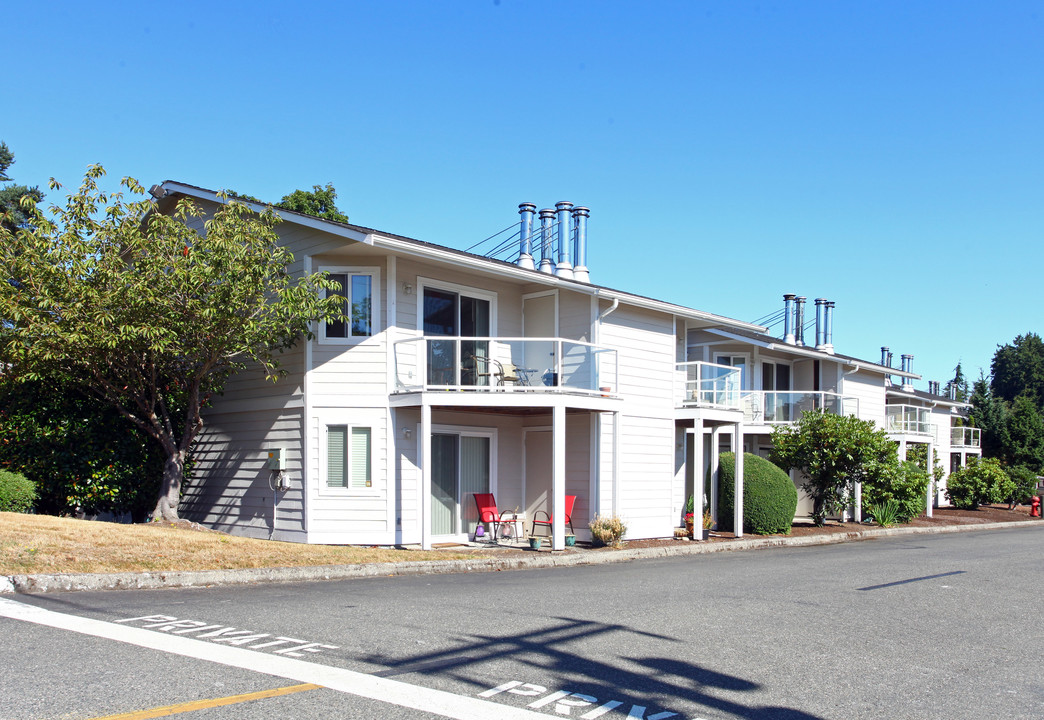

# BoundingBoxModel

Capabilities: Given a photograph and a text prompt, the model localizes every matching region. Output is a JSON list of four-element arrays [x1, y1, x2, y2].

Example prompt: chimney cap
[[571, 206, 590, 216], [518, 202, 537, 213], [555, 200, 574, 210], [783, 293, 796, 300]]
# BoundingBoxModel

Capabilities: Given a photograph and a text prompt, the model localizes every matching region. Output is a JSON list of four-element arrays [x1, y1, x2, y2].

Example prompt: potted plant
[[684, 512, 695, 538], [528, 536, 543, 550], [565, 534, 576, 547], [698, 509, 713, 540]]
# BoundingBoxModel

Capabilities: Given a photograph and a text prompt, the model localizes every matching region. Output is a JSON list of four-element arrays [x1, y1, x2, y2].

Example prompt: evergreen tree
[[1004, 395, 1044, 471], [969, 373, 1009, 460], [991, 333, 1044, 409], [944, 362, 969, 402], [0, 142, 44, 232]]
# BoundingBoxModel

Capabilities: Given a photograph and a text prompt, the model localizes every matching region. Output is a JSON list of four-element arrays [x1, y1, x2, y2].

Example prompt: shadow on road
[[364, 615, 825, 719]]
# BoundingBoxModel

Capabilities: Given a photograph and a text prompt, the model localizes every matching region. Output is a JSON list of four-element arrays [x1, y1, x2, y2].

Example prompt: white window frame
[[319, 421, 377, 497], [319, 265, 381, 345]]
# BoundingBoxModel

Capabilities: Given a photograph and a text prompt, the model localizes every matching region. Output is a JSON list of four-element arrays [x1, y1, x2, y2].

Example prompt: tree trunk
[[152, 451, 184, 522], [812, 496, 826, 526]]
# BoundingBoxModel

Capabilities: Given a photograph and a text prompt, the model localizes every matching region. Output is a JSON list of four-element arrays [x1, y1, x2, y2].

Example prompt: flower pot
[[565, 534, 576, 547], [695, 528, 709, 541], [528, 536, 543, 550]]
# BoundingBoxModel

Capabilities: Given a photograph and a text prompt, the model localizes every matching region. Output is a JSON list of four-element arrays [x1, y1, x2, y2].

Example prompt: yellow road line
[[88, 683, 322, 719]]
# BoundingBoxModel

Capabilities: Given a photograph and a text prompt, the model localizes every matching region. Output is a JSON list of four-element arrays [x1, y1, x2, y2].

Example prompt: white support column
[[420, 402, 432, 550], [612, 411, 621, 517], [853, 481, 862, 523], [926, 441, 934, 518], [552, 403, 566, 551], [734, 422, 744, 539], [710, 425, 722, 525], [692, 420, 704, 533]]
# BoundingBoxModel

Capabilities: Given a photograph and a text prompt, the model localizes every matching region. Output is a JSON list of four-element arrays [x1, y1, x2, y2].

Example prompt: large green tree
[[0, 166, 345, 521], [991, 333, 1044, 408], [0, 141, 44, 232], [770, 410, 898, 525], [277, 183, 350, 223]]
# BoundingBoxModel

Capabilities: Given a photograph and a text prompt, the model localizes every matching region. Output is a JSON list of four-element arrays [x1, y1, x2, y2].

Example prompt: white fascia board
[[703, 328, 920, 379], [159, 182, 372, 244], [367, 233, 766, 333]]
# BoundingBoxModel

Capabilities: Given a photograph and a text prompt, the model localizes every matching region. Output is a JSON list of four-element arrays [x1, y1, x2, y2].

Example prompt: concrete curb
[[2, 520, 1038, 595]]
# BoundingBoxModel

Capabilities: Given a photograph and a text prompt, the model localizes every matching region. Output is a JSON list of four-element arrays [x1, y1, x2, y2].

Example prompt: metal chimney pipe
[[881, 347, 889, 366], [794, 297, 806, 346], [538, 208, 555, 274], [571, 206, 590, 283], [554, 201, 574, 279], [783, 294, 796, 344], [824, 301, 835, 353], [814, 298, 826, 349], [901, 354, 912, 374], [517, 203, 536, 270], [901, 354, 914, 391]]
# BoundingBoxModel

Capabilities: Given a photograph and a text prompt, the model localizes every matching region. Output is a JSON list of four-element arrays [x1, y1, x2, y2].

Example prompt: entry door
[[523, 294, 556, 385], [424, 288, 491, 386], [525, 430, 553, 525], [431, 433, 491, 537]]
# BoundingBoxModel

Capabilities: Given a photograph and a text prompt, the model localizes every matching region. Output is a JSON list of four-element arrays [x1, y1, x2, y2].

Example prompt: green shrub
[[0, 470, 37, 512], [589, 514, 627, 548], [717, 452, 798, 535], [867, 499, 900, 527], [1005, 465, 1039, 507], [861, 460, 928, 523], [945, 457, 1010, 509]]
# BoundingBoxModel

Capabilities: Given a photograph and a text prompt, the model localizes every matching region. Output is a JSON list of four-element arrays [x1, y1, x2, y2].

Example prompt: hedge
[[717, 452, 797, 535]]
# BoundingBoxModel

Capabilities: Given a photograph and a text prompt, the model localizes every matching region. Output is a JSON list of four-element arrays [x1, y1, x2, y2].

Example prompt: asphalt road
[[3, 526, 1043, 720]]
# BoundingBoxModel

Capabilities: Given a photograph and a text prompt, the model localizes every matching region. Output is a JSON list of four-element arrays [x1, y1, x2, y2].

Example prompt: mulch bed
[[464, 504, 1041, 554], [618, 503, 1041, 550]]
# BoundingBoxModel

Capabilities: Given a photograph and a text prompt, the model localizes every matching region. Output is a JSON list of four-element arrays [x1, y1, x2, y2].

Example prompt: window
[[326, 425, 372, 489], [321, 267, 379, 343]]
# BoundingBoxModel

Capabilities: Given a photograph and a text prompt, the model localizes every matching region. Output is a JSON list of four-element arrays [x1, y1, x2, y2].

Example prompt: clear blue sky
[[5, 1, 1042, 388]]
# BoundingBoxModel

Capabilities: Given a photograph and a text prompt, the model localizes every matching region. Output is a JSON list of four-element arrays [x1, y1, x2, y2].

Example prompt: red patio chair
[[473, 493, 505, 541], [532, 495, 576, 537]]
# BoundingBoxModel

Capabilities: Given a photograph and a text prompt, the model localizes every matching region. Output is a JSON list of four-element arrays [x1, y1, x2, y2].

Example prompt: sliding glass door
[[431, 432, 491, 537], [423, 288, 490, 387]]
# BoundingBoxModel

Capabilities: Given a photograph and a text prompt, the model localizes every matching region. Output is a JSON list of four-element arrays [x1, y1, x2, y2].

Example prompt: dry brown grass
[[0, 512, 472, 575]]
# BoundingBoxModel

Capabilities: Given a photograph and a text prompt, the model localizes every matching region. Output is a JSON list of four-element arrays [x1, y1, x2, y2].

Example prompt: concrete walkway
[[1, 519, 1037, 595]]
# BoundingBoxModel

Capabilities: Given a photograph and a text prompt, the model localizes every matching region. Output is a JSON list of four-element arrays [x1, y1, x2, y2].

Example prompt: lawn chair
[[532, 494, 576, 537], [473, 493, 506, 542]]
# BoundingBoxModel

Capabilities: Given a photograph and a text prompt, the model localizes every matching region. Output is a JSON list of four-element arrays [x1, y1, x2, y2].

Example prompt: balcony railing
[[393, 336, 617, 396], [675, 361, 741, 409], [740, 391, 859, 424], [886, 404, 932, 435], [951, 426, 981, 448]]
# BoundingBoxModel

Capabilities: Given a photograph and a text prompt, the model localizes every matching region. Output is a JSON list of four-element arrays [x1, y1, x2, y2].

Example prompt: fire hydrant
[[1031, 496, 1041, 518]]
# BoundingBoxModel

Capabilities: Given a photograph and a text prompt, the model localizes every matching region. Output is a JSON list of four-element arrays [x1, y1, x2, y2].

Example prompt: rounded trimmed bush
[[717, 452, 797, 535], [0, 469, 37, 513]]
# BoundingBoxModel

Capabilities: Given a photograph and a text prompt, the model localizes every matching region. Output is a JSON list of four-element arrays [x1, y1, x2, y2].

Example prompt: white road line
[[0, 597, 546, 720]]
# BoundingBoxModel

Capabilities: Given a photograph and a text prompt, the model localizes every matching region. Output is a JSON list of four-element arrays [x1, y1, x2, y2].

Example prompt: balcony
[[675, 362, 742, 410], [886, 404, 932, 435], [740, 391, 859, 424], [951, 426, 981, 448], [393, 336, 617, 396]]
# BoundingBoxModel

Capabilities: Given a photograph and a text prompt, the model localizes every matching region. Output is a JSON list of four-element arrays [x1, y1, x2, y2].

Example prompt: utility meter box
[[266, 448, 286, 471]]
